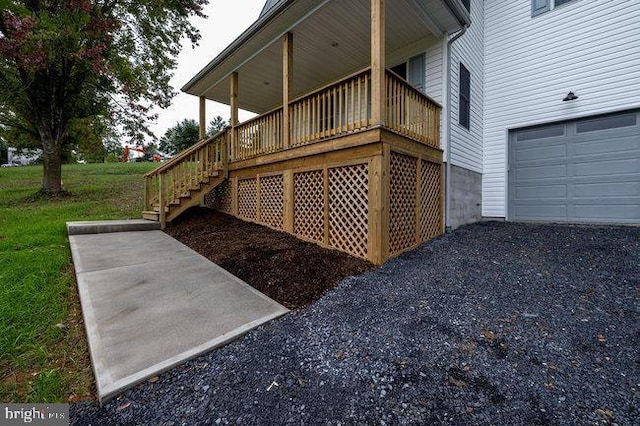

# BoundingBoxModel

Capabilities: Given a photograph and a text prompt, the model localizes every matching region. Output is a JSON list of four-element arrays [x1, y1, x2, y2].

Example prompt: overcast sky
[[149, 0, 266, 140]]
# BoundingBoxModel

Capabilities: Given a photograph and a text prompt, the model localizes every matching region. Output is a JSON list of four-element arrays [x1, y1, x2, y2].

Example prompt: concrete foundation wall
[[448, 164, 482, 229]]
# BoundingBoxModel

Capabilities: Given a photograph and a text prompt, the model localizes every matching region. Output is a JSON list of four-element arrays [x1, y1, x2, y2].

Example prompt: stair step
[[144, 171, 227, 223], [142, 211, 160, 221]]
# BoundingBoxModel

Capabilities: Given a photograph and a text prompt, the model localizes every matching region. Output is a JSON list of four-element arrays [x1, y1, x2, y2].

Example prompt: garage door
[[508, 110, 640, 224]]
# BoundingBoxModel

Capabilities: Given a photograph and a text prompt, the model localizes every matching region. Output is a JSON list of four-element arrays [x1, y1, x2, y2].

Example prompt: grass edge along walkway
[[0, 162, 157, 403]]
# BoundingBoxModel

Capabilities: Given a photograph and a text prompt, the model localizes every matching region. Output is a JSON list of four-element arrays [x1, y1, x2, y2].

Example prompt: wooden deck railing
[[226, 68, 439, 162], [232, 108, 283, 161], [144, 131, 228, 222], [385, 70, 440, 149], [290, 68, 371, 146], [143, 68, 441, 225]]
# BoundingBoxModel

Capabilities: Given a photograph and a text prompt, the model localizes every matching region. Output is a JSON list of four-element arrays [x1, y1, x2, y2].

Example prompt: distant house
[[143, 0, 640, 264]]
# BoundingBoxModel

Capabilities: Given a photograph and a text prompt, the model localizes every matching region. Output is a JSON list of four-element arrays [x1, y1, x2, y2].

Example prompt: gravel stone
[[71, 222, 640, 425]]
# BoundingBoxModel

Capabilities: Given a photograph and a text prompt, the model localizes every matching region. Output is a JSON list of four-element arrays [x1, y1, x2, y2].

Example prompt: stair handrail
[[144, 127, 230, 178], [144, 128, 229, 227]]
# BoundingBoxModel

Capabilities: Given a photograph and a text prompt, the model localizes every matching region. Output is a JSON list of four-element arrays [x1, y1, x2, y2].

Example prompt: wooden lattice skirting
[[205, 143, 443, 264]]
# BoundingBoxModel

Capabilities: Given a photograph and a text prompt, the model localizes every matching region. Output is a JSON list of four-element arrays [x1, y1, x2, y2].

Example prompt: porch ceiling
[[183, 0, 470, 114]]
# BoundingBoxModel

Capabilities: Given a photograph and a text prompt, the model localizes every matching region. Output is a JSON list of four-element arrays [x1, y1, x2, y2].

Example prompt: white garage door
[[508, 110, 640, 224]]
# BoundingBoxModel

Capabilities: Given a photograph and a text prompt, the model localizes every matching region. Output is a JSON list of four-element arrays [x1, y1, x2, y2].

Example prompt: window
[[576, 113, 637, 133], [517, 125, 564, 141], [408, 54, 425, 93], [461, 0, 470, 13], [532, 0, 577, 16], [531, 0, 550, 16], [459, 63, 471, 130], [390, 54, 426, 93], [390, 63, 407, 80]]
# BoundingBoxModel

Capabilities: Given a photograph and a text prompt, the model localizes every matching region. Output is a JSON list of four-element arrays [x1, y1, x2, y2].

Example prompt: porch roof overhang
[[182, 0, 471, 114]]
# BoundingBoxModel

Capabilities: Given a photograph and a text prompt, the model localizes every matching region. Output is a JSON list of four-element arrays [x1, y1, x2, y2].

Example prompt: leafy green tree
[[103, 134, 123, 162], [0, 0, 207, 194], [159, 116, 228, 156], [207, 115, 228, 137], [159, 119, 200, 156]]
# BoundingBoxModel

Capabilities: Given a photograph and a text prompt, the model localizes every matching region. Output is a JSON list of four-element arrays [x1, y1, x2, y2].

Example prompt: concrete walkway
[[67, 220, 289, 403]]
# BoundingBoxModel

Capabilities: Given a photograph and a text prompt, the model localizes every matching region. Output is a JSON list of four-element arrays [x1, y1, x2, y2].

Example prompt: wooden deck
[[144, 69, 443, 265]]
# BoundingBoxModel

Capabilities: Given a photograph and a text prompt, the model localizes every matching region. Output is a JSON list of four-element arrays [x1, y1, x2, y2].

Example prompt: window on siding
[[532, 0, 577, 16], [461, 0, 470, 13], [459, 63, 471, 130], [576, 113, 637, 133], [408, 54, 425, 93], [532, 0, 550, 16]]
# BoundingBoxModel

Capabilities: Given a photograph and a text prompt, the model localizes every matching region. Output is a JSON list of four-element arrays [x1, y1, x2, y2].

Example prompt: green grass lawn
[[0, 162, 157, 402]]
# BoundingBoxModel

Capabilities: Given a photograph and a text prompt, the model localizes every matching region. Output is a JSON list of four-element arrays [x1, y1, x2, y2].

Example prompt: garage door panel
[[574, 158, 639, 177], [515, 203, 566, 220], [575, 204, 640, 221], [509, 110, 640, 224], [574, 181, 640, 197], [516, 164, 567, 180], [515, 184, 566, 199], [574, 134, 640, 156], [515, 144, 566, 162]]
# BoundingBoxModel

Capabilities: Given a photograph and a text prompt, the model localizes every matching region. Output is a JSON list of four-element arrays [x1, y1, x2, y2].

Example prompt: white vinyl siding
[[483, 0, 640, 218], [424, 42, 443, 103], [449, 0, 484, 173]]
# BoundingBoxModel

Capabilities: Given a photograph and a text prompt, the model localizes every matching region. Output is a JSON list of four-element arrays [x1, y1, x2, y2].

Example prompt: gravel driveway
[[71, 222, 639, 425]]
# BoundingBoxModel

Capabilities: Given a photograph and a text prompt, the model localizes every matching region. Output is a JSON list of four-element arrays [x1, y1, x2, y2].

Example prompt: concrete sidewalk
[[67, 220, 289, 403]]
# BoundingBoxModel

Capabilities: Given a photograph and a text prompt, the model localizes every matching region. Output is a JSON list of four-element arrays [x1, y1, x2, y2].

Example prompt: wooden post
[[199, 96, 206, 139], [415, 157, 423, 244], [283, 32, 293, 148], [284, 170, 294, 232], [368, 147, 389, 264], [230, 72, 239, 160], [159, 174, 167, 230], [231, 176, 239, 216], [323, 167, 330, 245], [371, 0, 386, 126], [256, 175, 262, 222], [440, 162, 445, 233]]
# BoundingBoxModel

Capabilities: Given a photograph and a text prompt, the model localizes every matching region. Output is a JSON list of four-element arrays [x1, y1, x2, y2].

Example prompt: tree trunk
[[41, 135, 63, 194]]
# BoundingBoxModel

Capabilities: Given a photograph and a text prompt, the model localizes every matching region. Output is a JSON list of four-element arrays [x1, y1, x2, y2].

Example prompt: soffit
[[185, 0, 468, 113]]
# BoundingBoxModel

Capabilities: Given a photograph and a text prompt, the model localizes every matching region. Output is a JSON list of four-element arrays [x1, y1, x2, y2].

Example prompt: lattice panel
[[204, 180, 232, 214], [260, 175, 284, 229], [238, 178, 258, 220], [294, 170, 325, 243], [328, 164, 369, 259], [390, 152, 418, 254], [421, 160, 443, 241]]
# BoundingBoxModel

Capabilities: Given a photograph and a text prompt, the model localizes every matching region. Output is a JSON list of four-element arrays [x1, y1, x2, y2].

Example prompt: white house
[[145, 0, 639, 263], [482, 0, 640, 225]]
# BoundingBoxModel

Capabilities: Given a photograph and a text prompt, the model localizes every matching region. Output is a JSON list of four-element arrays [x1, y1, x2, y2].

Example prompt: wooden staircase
[[143, 131, 229, 228]]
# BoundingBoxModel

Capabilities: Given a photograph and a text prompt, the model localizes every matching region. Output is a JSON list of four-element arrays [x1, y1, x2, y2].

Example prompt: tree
[[0, 0, 207, 194], [207, 115, 227, 137], [159, 119, 199, 156], [159, 116, 227, 156]]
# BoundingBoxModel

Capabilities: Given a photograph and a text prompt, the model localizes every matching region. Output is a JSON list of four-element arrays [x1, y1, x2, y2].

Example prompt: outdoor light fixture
[[562, 91, 578, 101]]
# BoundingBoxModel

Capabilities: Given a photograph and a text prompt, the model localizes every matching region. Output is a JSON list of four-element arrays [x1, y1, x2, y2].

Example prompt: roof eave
[[181, 0, 296, 93], [443, 0, 472, 30]]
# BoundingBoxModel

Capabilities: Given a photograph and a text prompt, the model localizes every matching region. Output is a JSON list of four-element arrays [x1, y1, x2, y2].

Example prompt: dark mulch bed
[[164, 207, 375, 309]]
